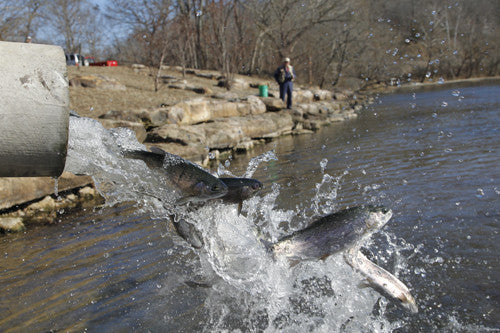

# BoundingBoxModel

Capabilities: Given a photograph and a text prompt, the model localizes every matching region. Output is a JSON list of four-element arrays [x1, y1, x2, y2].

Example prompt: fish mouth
[[366, 206, 393, 229], [399, 294, 419, 313]]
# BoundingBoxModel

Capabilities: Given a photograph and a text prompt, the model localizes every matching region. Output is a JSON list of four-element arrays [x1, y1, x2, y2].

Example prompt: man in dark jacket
[[274, 57, 296, 109]]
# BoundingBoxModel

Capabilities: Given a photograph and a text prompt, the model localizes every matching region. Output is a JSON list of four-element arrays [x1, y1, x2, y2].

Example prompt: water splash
[[64, 116, 407, 332]]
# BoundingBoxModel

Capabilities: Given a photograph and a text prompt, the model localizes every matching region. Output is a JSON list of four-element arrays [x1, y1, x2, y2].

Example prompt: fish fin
[[357, 279, 371, 289], [319, 254, 331, 261], [122, 149, 164, 168], [175, 196, 192, 206], [150, 146, 167, 155], [258, 238, 274, 253], [237, 201, 243, 215]]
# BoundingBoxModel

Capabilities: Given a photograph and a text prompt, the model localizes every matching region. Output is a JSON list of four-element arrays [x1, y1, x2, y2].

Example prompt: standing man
[[274, 57, 296, 109]]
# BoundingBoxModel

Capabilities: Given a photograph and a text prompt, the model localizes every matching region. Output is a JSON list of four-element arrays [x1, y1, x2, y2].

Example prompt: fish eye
[[211, 184, 220, 192], [252, 183, 262, 190]]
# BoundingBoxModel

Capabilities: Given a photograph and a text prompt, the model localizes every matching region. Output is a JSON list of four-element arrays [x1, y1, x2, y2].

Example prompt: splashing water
[[63, 116, 412, 332]]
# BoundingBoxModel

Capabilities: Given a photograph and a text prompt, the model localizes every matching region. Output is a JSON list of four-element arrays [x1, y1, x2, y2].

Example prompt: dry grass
[[68, 66, 270, 118]]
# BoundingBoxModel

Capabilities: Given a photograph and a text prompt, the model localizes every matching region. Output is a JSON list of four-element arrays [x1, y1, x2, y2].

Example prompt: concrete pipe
[[0, 41, 69, 177]]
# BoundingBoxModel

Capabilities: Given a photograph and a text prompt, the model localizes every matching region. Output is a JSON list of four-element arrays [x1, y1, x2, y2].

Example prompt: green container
[[258, 84, 268, 97]]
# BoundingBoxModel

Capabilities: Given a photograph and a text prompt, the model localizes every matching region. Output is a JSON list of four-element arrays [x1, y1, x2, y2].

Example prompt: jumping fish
[[267, 205, 418, 313], [219, 177, 263, 214], [271, 206, 392, 261], [123, 147, 228, 205], [344, 247, 419, 313]]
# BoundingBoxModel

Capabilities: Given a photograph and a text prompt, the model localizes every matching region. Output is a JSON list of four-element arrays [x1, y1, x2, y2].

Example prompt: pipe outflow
[[0, 41, 69, 177]]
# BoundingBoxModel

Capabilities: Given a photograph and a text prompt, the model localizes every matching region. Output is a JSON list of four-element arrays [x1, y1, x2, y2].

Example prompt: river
[[1, 83, 498, 332]]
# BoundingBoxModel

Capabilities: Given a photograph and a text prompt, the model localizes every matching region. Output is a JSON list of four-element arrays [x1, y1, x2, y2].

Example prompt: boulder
[[202, 120, 246, 149], [312, 89, 333, 101], [131, 64, 146, 70], [294, 90, 314, 103], [147, 123, 206, 146], [245, 96, 267, 115], [69, 74, 126, 91], [0, 217, 25, 232], [171, 98, 211, 125], [260, 97, 286, 111], [145, 143, 207, 164], [212, 92, 239, 100], [99, 119, 147, 143], [0, 172, 94, 210]]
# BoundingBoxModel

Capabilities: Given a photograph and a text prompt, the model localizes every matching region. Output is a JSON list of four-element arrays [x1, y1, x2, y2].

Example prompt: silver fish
[[272, 206, 392, 261], [344, 247, 419, 313]]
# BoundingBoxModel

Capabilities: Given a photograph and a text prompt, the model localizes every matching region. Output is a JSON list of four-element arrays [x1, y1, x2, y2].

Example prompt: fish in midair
[[123, 147, 228, 205], [265, 205, 418, 313], [218, 177, 263, 214]]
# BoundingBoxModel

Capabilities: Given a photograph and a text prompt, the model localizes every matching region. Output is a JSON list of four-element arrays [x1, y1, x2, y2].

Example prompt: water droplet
[[451, 90, 460, 97], [476, 188, 484, 198], [441, 101, 448, 107], [320, 158, 328, 172], [405, 38, 411, 43], [156, 284, 162, 289]]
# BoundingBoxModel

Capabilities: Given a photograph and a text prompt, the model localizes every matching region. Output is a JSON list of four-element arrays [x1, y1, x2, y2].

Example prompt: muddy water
[[0, 83, 498, 332]]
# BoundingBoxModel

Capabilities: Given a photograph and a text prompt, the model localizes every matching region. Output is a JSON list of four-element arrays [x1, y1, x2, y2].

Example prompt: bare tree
[[107, 0, 174, 91]]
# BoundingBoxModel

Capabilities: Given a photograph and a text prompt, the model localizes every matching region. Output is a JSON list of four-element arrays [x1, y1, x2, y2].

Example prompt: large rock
[[70, 74, 126, 91], [260, 97, 286, 111], [202, 120, 246, 149], [169, 98, 211, 125], [99, 119, 147, 143], [0, 172, 94, 210], [147, 123, 206, 146], [312, 89, 333, 101], [145, 143, 207, 165], [0, 217, 25, 232], [245, 95, 267, 114], [294, 90, 314, 104]]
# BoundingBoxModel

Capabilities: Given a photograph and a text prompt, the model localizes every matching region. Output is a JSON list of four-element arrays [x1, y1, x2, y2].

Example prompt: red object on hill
[[86, 56, 118, 67]]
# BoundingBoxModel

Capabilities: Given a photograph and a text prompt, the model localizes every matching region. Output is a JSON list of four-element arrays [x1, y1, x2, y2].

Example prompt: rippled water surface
[[1, 83, 498, 332]]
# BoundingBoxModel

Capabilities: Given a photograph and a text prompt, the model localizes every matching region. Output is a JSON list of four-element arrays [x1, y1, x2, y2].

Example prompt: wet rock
[[0, 217, 25, 232], [99, 119, 147, 143], [78, 186, 97, 199], [26, 196, 56, 212], [0, 172, 94, 211]]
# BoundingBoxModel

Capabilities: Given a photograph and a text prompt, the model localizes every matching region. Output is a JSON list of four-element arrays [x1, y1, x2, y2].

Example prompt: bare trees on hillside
[[1, 0, 498, 87]]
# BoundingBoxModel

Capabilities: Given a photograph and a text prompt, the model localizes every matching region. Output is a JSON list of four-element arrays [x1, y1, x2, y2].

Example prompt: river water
[[1, 83, 498, 332]]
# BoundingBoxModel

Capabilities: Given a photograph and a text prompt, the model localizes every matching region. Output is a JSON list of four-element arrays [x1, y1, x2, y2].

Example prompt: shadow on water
[[0, 83, 498, 332]]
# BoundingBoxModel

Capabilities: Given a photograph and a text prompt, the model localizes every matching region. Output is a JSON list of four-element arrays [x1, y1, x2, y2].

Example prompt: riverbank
[[3, 66, 495, 232], [1, 65, 376, 232]]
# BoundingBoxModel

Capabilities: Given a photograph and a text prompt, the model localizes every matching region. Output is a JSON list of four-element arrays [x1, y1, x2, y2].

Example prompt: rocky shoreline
[[1, 65, 376, 232]]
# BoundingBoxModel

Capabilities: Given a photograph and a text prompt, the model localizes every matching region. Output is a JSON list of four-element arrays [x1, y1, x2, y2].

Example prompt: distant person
[[274, 57, 296, 109], [25, 36, 32, 43]]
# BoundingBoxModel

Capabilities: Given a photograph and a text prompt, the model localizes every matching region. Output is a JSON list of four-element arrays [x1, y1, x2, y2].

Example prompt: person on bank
[[274, 57, 296, 109]]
